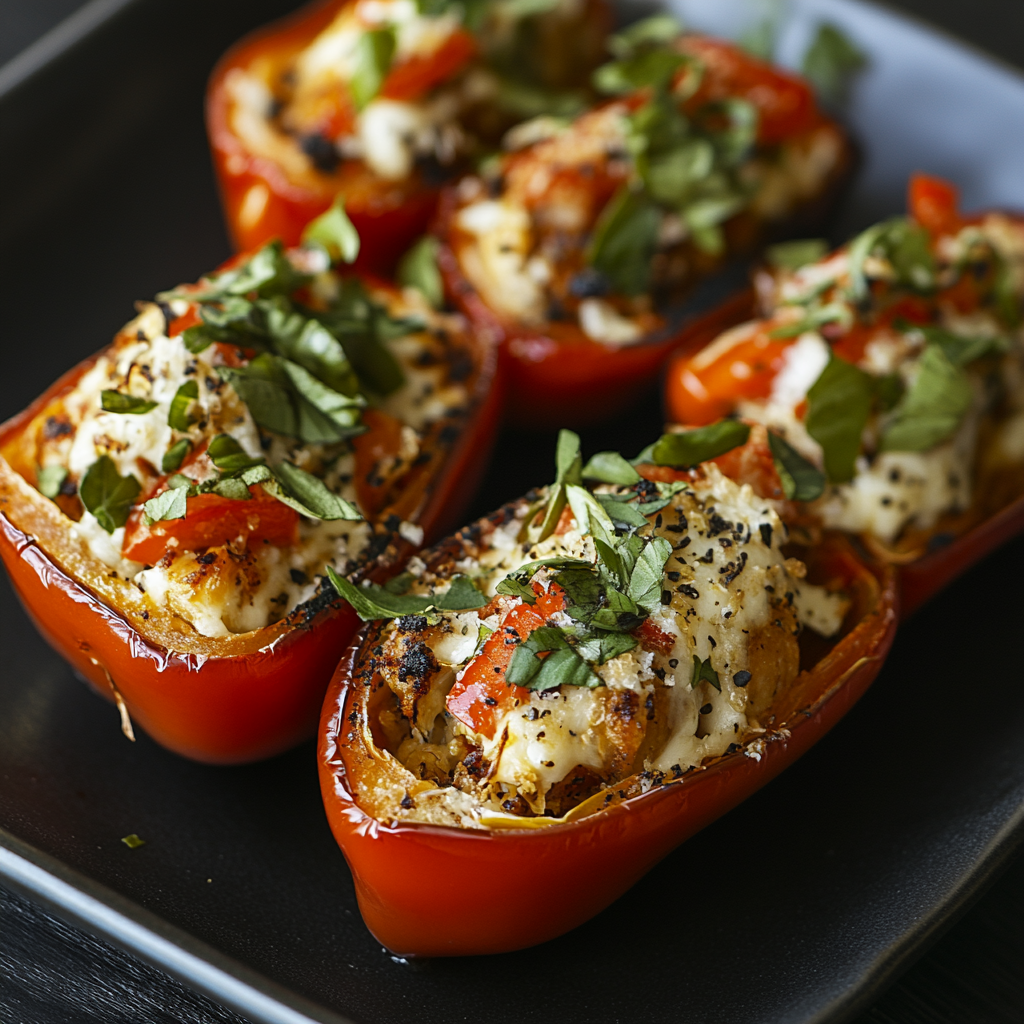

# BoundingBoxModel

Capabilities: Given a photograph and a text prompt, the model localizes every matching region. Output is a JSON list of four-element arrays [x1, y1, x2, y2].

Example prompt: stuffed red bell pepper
[[665, 174, 1024, 614], [0, 214, 498, 764], [434, 14, 855, 424], [318, 426, 896, 955], [207, 0, 611, 269]]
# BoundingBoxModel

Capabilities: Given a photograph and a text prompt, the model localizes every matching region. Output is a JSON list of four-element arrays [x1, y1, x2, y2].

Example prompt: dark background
[[1, 1, 1024, 1022]]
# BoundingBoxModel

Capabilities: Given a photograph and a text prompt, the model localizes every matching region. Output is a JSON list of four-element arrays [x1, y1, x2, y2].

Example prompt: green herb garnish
[[691, 654, 721, 692], [397, 236, 444, 308], [37, 465, 68, 500], [767, 430, 825, 502], [805, 353, 873, 483], [646, 420, 751, 468], [302, 197, 361, 264], [79, 456, 141, 534], [167, 380, 199, 432], [327, 567, 487, 620], [350, 28, 396, 110], [100, 391, 157, 415], [801, 23, 867, 104]]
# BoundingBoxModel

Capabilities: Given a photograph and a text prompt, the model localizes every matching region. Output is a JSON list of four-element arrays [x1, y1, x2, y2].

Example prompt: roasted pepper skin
[[207, 0, 440, 273], [317, 516, 897, 957], [437, 232, 761, 427], [0, 285, 500, 766]]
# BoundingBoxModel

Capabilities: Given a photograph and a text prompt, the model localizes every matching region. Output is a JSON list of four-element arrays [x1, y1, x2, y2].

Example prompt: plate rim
[[2, 0, 1024, 1021]]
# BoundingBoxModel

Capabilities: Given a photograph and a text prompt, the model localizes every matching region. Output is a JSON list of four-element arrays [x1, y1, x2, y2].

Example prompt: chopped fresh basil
[[326, 567, 485, 620], [167, 380, 199, 432], [528, 429, 584, 542], [472, 622, 494, 658], [805, 354, 872, 483], [766, 238, 829, 272], [691, 654, 721, 692], [648, 420, 750, 468], [586, 188, 661, 296], [847, 218, 935, 302], [166, 241, 306, 305], [79, 456, 140, 533], [872, 372, 904, 412], [593, 47, 687, 94], [767, 430, 825, 502], [607, 14, 682, 58], [594, 494, 650, 529], [350, 28, 396, 110], [37, 465, 67, 500], [582, 450, 642, 486], [506, 627, 601, 690], [219, 354, 365, 444], [265, 461, 362, 521], [625, 535, 672, 614], [397, 236, 444, 308], [206, 434, 264, 474], [801, 23, 867, 104], [213, 477, 252, 501], [182, 325, 215, 354], [768, 301, 852, 339], [918, 325, 1009, 367], [575, 631, 638, 665], [100, 391, 157, 415], [143, 482, 188, 524], [880, 344, 973, 452], [302, 198, 361, 264], [161, 439, 191, 474]]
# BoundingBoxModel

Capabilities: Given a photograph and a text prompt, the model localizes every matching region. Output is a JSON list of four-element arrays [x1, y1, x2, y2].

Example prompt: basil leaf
[[161, 439, 191, 473], [268, 307, 361, 397], [182, 325, 216, 354], [805, 354, 872, 483], [206, 434, 264, 473], [683, 194, 746, 255], [566, 484, 615, 546], [700, 97, 758, 166], [769, 302, 852, 340], [302, 198, 361, 264], [587, 188, 661, 296], [872, 372, 904, 412], [593, 48, 686, 94], [219, 354, 365, 443], [691, 654, 721, 692], [582, 450, 641, 485], [213, 477, 252, 501], [435, 575, 488, 611], [649, 420, 750, 467], [575, 632, 638, 665], [766, 430, 825, 502], [350, 28, 396, 110], [101, 391, 157, 415], [327, 567, 435, 620], [326, 567, 483, 619], [167, 380, 199, 431], [626, 535, 672, 614], [607, 14, 681, 58], [507, 627, 601, 690], [37, 465, 67, 500], [595, 494, 649, 529], [765, 238, 829, 272], [555, 429, 583, 485], [79, 456, 140, 534], [162, 242, 307, 306], [397, 236, 443, 308], [496, 575, 537, 603], [880, 344, 973, 452], [801, 23, 866, 104], [919, 325, 1009, 367], [384, 571, 414, 595], [266, 461, 362, 521], [848, 218, 935, 302], [143, 483, 188, 524]]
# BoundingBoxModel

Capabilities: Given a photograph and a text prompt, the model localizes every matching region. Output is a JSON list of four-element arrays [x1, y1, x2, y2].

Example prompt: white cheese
[[577, 298, 643, 347]]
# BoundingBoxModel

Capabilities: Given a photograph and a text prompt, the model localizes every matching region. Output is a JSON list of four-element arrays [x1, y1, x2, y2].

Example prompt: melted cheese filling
[[35, 287, 468, 638], [369, 468, 848, 828], [735, 217, 1024, 544]]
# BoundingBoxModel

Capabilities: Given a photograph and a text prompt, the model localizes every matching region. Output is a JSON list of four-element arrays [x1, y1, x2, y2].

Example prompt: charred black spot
[[397, 614, 428, 634], [398, 641, 439, 684], [43, 416, 73, 440], [568, 267, 610, 299], [289, 568, 308, 585], [300, 132, 340, 173]]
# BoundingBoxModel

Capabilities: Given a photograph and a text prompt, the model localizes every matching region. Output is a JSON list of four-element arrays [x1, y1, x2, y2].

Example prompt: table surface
[[1, 0, 1024, 1022]]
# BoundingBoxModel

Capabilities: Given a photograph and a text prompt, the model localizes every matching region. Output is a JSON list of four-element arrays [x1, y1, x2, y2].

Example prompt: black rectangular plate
[[1, 2, 1024, 1023]]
